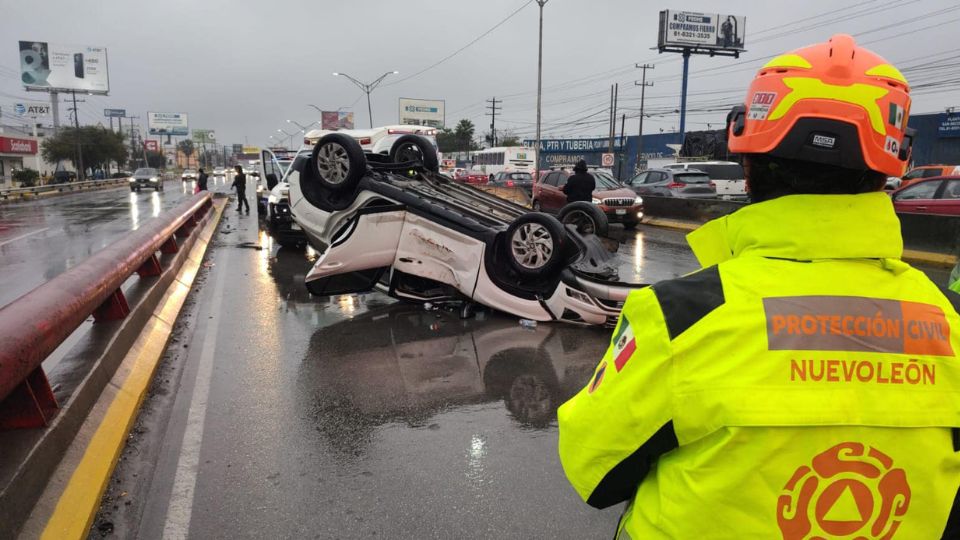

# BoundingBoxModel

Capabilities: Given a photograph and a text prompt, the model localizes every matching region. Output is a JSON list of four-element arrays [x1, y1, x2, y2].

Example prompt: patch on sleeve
[[612, 316, 637, 372]]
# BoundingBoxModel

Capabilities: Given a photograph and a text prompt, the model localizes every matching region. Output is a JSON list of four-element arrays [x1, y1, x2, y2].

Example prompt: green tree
[[145, 151, 166, 168], [178, 140, 195, 167], [499, 132, 522, 147], [454, 119, 478, 152], [41, 127, 129, 172]]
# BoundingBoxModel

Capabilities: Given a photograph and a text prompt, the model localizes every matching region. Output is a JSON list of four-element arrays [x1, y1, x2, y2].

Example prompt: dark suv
[[531, 169, 642, 229]]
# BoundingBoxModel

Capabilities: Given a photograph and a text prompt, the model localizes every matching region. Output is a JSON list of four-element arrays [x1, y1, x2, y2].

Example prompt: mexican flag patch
[[888, 103, 904, 130], [612, 316, 636, 372]]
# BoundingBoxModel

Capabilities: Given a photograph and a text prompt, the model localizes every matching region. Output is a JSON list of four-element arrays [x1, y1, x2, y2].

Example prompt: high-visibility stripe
[[866, 64, 908, 85], [768, 77, 890, 134], [762, 54, 812, 70]]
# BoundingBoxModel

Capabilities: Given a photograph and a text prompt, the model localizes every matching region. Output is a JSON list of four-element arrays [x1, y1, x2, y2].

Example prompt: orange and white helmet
[[727, 34, 913, 177]]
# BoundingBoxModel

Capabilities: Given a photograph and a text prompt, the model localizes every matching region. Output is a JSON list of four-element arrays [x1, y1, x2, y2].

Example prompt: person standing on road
[[562, 160, 595, 203], [197, 168, 209, 192], [232, 165, 249, 212], [558, 34, 960, 539]]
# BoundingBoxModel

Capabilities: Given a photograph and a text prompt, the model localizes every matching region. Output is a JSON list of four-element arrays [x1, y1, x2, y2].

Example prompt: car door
[[646, 171, 670, 196], [540, 172, 563, 211], [892, 179, 943, 214], [923, 178, 960, 215], [627, 172, 650, 195]]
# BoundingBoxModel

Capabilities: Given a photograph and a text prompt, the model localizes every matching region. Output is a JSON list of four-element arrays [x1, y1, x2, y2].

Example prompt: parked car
[[462, 170, 488, 185], [130, 167, 163, 192], [181, 168, 197, 181], [490, 171, 534, 195], [663, 161, 745, 200], [531, 169, 642, 229], [890, 176, 960, 215], [287, 133, 642, 325], [625, 167, 716, 199], [51, 170, 77, 184], [901, 165, 960, 188]]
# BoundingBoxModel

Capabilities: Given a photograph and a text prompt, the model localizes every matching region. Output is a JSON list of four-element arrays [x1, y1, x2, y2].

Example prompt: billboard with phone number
[[657, 10, 746, 52], [19, 40, 109, 94]]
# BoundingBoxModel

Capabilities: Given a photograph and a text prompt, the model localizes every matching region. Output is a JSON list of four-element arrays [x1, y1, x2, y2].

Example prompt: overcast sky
[[1, 0, 958, 147]]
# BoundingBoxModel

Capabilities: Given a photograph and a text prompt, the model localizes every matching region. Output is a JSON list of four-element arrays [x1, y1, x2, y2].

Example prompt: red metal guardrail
[[0, 192, 213, 430]]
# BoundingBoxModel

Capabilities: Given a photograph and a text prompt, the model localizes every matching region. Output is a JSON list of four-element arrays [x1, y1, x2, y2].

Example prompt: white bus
[[471, 146, 536, 181]]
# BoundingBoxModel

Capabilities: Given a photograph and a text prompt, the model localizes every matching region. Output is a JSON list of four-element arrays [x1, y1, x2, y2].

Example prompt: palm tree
[[177, 140, 195, 168]]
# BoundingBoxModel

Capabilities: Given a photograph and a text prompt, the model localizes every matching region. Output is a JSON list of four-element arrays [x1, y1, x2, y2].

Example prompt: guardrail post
[[136, 254, 163, 277], [93, 289, 130, 322], [0, 367, 58, 429], [160, 236, 179, 254]]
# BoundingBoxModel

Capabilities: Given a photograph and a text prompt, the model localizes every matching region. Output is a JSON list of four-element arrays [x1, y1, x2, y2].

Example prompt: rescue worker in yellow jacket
[[558, 34, 960, 539]]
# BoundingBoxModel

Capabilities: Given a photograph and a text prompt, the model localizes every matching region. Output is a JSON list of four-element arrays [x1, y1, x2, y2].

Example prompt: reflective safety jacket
[[558, 192, 960, 539]]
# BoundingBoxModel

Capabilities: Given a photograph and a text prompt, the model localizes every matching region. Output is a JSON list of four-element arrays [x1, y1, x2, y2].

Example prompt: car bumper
[[598, 205, 644, 222]]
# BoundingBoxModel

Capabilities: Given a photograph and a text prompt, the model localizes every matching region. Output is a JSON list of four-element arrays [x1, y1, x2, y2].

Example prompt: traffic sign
[[601, 153, 615, 167]]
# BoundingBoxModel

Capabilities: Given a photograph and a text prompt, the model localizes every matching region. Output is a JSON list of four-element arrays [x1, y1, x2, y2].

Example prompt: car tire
[[558, 201, 609, 237], [504, 213, 567, 278], [311, 133, 367, 192], [389, 135, 439, 172]]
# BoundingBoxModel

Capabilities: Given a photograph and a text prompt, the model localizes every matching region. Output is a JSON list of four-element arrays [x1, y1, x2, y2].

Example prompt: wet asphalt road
[[0, 176, 234, 310], [94, 216, 705, 539]]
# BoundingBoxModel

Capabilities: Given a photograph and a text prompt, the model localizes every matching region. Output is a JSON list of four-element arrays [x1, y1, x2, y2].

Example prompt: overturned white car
[[286, 133, 642, 325]]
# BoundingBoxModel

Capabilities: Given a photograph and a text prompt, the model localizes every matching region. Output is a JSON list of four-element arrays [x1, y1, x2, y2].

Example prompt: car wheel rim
[[561, 209, 596, 235], [510, 223, 554, 270], [395, 143, 423, 163], [316, 142, 350, 185]]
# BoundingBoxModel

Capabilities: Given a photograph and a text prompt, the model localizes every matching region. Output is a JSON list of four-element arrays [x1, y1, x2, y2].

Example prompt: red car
[[459, 170, 488, 185], [532, 169, 643, 229], [890, 176, 960, 215]]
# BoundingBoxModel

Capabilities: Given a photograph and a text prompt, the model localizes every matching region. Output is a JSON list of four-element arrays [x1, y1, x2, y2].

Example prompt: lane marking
[[161, 248, 230, 539], [0, 227, 49, 247], [38, 200, 226, 539]]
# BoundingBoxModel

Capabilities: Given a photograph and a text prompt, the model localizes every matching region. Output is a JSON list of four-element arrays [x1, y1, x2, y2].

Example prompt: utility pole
[[618, 114, 626, 180], [486, 97, 502, 147], [635, 63, 654, 172], [534, 0, 548, 185], [128, 116, 140, 167], [51, 90, 60, 132], [608, 83, 618, 152], [69, 90, 86, 180]]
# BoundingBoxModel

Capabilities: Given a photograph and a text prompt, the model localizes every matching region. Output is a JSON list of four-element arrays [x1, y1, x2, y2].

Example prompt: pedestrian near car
[[558, 34, 960, 539], [562, 160, 595, 203], [232, 165, 249, 212], [197, 168, 209, 192]]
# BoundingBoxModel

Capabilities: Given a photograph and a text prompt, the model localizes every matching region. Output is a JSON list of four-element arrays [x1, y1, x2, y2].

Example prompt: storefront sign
[[0, 136, 38, 154]]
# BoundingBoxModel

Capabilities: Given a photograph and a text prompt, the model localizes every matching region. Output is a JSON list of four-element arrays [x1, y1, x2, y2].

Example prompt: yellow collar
[[686, 192, 903, 268]]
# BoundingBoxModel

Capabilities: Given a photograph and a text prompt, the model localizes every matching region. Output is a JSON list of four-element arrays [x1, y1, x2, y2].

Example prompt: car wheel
[[558, 201, 609, 237], [504, 213, 567, 278], [532, 200, 542, 212], [389, 135, 439, 172], [311, 133, 367, 192]]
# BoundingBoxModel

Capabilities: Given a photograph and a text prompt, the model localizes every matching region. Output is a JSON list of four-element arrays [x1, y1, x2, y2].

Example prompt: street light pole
[[534, 0, 548, 187], [277, 129, 295, 149], [332, 71, 399, 128]]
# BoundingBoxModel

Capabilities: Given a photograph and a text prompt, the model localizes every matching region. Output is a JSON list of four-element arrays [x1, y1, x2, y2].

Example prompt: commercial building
[[907, 112, 960, 166]]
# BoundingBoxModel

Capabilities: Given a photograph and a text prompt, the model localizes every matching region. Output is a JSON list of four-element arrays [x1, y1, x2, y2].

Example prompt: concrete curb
[[642, 218, 958, 268], [0, 199, 226, 540]]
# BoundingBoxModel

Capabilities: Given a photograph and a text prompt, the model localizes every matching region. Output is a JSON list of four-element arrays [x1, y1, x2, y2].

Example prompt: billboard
[[148, 112, 189, 136], [658, 10, 746, 51], [144, 140, 159, 152], [192, 129, 216, 143], [13, 101, 51, 118], [320, 111, 355, 130], [19, 40, 109, 93], [399, 98, 445, 128], [104, 108, 126, 118]]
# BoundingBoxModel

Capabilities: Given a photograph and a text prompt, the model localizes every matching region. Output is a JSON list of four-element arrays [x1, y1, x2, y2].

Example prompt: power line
[[385, 0, 534, 87]]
